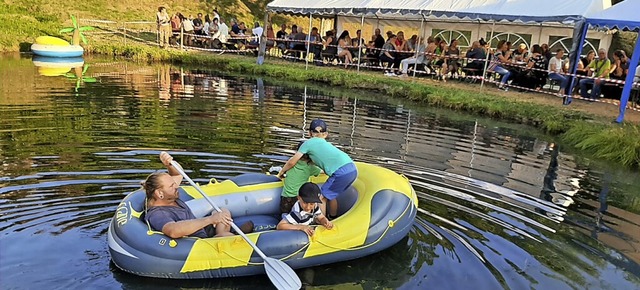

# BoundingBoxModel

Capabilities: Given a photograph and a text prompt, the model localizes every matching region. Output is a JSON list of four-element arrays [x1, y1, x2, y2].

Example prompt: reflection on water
[[0, 53, 639, 289]]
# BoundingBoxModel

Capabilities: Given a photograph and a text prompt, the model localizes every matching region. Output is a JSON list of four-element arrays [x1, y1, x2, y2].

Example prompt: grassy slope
[[88, 42, 640, 168], [0, 0, 271, 51]]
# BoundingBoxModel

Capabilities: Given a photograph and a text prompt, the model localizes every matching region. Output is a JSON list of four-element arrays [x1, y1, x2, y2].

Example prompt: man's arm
[[162, 211, 231, 238]]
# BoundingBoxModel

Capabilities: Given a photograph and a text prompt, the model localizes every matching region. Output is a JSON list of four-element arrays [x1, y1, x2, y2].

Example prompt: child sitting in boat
[[277, 182, 333, 236], [279, 141, 323, 214], [277, 119, 358, 220]]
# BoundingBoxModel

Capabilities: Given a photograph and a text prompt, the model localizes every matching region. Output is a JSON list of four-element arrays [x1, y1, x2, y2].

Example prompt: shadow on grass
[[19, 42, 32, 52]]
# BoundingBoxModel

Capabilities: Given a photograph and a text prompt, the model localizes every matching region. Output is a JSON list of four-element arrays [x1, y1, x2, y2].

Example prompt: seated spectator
[[337, 30, 353, 68], [465, 40, 487, 71], [193, 13, 204, 36], [202, 15, 211, 36], [171, 13, 181, 33], [307, 27, 323, 62], [441, 39, 461, 81], [291, 27, 307, 51], [276, 24, 288, 51], [579, 48, 611, 101], [548, 49, 569, 94], [517, 44, 547, 90], [395, 31, 410, 60], [635, 65, 640, 84], [433, 40, 448, 69], [610, 50, 629, 81], [350, 29, 365, 57], [229, 19, 247, 48], [249, 22, 263, 46], [213, 18, 229, 48], [181, 15, 195, 46], [577, 50, 596, 76], [379, 34, 400, 75], [512, 43, 529, 63], [386, 30, 394, 41], [266, 24, 275, 47], [487, 40, 512, 90], [541, 43, 552, 67], [407, 35, 418, 51], [400, 37, 429, 77], [287, 25, 298, 50], [323, 30, 337, 58]]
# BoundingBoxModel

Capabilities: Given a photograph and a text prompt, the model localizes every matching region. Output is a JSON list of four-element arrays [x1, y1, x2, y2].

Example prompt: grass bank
[[86, 42, 640, 168]]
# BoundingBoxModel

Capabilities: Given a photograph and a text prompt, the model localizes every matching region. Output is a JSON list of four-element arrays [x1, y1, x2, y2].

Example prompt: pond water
[[0, 53, 639, 290]]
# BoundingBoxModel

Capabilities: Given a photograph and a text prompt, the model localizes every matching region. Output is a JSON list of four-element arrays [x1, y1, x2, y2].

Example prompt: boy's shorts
[[321, 163, 358, 200]]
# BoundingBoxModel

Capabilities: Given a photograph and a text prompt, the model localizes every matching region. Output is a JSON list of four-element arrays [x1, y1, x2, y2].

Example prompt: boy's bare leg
[[329, 199, 338, 218]]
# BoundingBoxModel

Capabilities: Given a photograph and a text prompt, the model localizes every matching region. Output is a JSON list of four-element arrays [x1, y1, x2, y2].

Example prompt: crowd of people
[[156, 6, 639, 100], [144, 119, 356, 238]]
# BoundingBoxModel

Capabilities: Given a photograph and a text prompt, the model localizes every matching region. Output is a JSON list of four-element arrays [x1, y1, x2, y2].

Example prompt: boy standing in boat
[[279, 141, 323, 214], [277, 119, 358, 220], [277, 182, 333, 236]]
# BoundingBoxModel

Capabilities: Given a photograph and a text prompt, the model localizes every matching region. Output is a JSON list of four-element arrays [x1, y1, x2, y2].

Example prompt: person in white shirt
[[217, 18, 229, 44], [251, 22, 263, 45], [548, 49, 569, 94], [634, 65, 640, 84]]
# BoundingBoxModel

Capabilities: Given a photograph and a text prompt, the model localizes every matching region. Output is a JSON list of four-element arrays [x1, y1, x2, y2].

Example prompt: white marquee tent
[[267, 0, 613, 52]]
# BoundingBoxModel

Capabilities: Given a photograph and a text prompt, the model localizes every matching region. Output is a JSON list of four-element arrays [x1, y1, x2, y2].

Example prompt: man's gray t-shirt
[[145, 199, 207, 238]]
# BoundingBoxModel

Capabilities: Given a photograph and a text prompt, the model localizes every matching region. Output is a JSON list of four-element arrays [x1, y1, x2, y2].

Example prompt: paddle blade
[[264, 258, 301, 290]]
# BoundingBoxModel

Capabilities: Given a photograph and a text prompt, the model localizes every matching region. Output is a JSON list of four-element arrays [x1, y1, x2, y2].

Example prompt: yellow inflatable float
[[31, 36, 84, 57]]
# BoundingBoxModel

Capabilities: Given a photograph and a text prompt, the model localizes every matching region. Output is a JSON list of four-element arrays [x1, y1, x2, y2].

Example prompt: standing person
[[548, 49, 569, 94], [181, 15, 195, 46], [373, 28, 385, 56], [144, 152, 253, 238], [277, 119, 358, 220], [156, 7, 171, 48], [279, 141, 323, 214], [579, 48, 611, 101]]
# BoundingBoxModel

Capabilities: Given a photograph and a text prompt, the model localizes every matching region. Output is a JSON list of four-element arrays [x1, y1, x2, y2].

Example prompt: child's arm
[[277, 219, 315, 236], [315, 214, 333, 230], [276, 152, 304, 178]]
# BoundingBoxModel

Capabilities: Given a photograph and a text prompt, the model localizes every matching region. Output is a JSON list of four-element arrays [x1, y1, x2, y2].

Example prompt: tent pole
[[615, 34, 640, 123], [357, 14, 364, 72], [412, 13, 425, 78], [481, 21, 496, 89], [305, 13, 312, 70], [566, 21, 588, 105]]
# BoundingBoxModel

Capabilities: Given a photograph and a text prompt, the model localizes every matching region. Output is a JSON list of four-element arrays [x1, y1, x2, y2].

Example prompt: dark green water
[[0, 53, 639, 290]]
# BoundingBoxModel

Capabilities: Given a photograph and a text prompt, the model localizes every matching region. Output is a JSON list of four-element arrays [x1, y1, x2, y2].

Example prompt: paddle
[[170, 161, 302, 290]]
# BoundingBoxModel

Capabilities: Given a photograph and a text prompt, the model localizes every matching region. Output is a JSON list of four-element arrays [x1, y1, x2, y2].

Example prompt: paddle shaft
[[170, 161, 270, 259], [170, 161, 302, 290]]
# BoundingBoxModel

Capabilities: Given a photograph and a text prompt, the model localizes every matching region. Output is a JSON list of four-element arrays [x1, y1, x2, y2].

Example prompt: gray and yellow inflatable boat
[[108, 162, 418, 278]]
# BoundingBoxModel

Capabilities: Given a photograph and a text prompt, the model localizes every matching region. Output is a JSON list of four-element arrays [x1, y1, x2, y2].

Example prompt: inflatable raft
[[108, 162, 418, 279], [31, 36, 84, 58]]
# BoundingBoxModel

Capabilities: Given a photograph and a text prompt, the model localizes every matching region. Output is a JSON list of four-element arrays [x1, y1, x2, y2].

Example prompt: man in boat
[[277, 182, 333, 236], [143, 152, 253, 238]]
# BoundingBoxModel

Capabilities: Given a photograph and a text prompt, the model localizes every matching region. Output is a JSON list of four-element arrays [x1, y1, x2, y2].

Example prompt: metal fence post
[[180, 25, 184, 50], [123, 22, 127, 45]]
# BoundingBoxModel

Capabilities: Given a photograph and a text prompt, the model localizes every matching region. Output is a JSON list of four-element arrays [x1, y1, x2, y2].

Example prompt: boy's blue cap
[[299, 182, 322, 203], [309, 119, 327, 133]]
